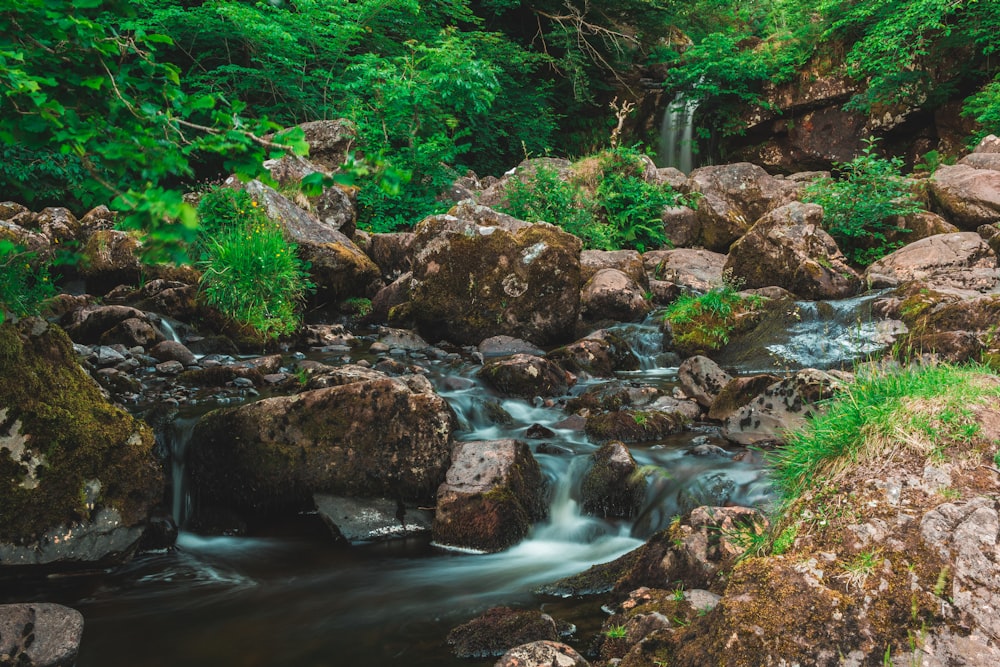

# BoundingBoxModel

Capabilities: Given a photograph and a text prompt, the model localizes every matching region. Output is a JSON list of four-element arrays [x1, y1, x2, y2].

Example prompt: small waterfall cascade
[[162, 416, 199, 527], [656, 92, 699, 173]]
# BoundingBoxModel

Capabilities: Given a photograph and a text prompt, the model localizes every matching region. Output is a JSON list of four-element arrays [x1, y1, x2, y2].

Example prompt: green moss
[[0, 319, 162, 542]]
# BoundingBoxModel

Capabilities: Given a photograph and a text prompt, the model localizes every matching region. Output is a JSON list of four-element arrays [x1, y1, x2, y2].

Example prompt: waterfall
[[656, 92, 699, 173], [162, 416, 198, 527]]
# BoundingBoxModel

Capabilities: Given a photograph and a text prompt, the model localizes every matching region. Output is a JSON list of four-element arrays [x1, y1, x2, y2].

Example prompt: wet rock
[[149, 340, 197, 367], [547, 333, 640, 378], [432, 439, 547, 553], [448, 607, 559, 658], [687, 162, 800, 251], [189, 377, 455, 512], [494, 641, 590, 667], [479, 335, 546, 359], [585, 409, 687, 445], [0, 319, 161, 564], [374, 327, 430, 352], [368, 272, 412, 324], [678, 355, 732, 409], [61, 304, 152, 344], [643, 248, 727, 293], [929, 162, 1000, 230], [408, 201, 582, 346], [478, 354, 574, 398], [708, 374, 782, 422], [0, 603, 83, 667], [581, 441, 646, 519], [313, 495, 432, 543], [725, 202, 861, 300], [580, 268, 651, 322], [721, 368, 844, 445], [580, 249, 646, 287], [864, 232, 999, 292], [363, 232, 415, 282]]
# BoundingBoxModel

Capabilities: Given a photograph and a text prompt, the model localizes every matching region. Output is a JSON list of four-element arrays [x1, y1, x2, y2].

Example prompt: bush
[[503, 165, 597, 240], [662, 281, 764, 355], [802, 138, 923, 266], [0, 241, 56, 324], [195, 188, 312, 339]]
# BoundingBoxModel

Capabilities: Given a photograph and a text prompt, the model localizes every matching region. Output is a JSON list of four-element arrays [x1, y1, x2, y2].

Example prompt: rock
[[99, 317, 164, 348], [60, 304, 152, 344], [687, 162, 800, 251], [0, 319, 161, 566], [864, 232, 999, 292], [721, 368, 843, 445], [478, 335, 546, 359], [478, 354, 573, 398], [661, 205, 701, 248], [149, 340, 198, 366], [408, 201, 582, 346], [708, 374, 782, 422], [581, 441, 646, 519], [0, 603, 83, 667], [313, 495, 432, 543], [585, 409, 688, 445], [240, 179, 382, 303], [678, 355, 732, 409], [580, 268, 651, 322], [928, 163, 1000, 230], [368, 272, 412, 324], [547, 333, 640, 378], [432, 439, 547, 553], [295, 118, 358, 171], [494, 641, 590, 667], [580, 249, 646, 287], [31, 207, 81, 245], [643, 248, 727, 292], [189, 377, 455, 512], [725, 201, 861, 300], [448, 607, 559, 658], [77, 230, 142, 292], [364, 232, 415, 282]]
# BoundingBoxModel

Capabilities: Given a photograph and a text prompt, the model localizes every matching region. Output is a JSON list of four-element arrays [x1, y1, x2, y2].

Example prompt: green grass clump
[[663, 282, 764, 355], [196, 188, 312, 339], [774, 363, 1000, 502]]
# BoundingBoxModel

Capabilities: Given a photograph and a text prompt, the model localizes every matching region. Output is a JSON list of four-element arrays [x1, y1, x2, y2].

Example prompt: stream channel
[[1, 292, 889, 666]]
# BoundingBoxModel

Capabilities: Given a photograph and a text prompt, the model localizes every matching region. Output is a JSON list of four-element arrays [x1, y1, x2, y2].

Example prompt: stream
[[0, 294, 889, 666]]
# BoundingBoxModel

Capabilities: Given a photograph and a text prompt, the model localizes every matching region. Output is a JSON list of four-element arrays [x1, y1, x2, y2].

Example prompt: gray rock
[[678, 355, 733, 409], [494, 640, 590, 667], [314, 495, 432, 543], [864, 232, 999, 293], [0, 603, 84, 667], [0, 509, 144, 567]]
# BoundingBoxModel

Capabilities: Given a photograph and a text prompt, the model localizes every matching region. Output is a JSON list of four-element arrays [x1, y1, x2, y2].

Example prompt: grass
[[838, 549, 880, 591], [604, 624, 627, 639], [774, 363, 1000, 503], [663, 281, 765, 355]]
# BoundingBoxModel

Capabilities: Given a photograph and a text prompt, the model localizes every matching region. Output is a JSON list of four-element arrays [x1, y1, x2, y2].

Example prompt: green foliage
[[964, 75, 1000, 145], [802, 138, 922, 266], [195, 188, 312, 339], [604, 624, 628, 639], [0, 241, 56, 324], [663, 281, 765, 353], [502, 165, 596, 239], [774, 363, 1000, 503]]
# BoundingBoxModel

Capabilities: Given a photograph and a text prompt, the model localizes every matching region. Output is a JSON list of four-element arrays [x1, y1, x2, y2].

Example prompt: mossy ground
[[0, 319, 162, 542]]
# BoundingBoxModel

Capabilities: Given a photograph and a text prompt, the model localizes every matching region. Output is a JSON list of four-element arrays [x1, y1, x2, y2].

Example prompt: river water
[[1, 296, 889, 665]]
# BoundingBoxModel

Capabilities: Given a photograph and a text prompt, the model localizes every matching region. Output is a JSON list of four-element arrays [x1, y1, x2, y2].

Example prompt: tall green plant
[[802, 138, 922, 266], [0, 241, 56, 324]]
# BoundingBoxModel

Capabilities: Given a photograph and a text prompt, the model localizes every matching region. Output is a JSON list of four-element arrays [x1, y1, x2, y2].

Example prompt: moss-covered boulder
[[432, 439, 547, 553], [189, 376, 455, 513], [408, 202, 582, 346], [581, 441, 646, 519], [0, 319, 162, 565], [447, 607, 559, 659], [585, 409, 688, 445]]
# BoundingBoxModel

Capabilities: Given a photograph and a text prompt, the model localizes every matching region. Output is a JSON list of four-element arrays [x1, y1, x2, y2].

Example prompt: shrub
[[503, 165, 596, 239], [195, 188, 312, 339], [663, 281, 765, 355], [0, 240, 56, 324], [802, 137, 923, 266]]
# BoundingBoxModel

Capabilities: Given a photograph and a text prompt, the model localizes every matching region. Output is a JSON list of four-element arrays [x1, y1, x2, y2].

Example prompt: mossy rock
[[585, 410, 688, 444], [0, 318, 162, 543]]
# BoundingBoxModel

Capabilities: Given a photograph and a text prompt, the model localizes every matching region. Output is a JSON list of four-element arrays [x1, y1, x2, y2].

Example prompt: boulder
[[708, 374, 782, 422], [580, 268, 651, 322], [721, 368, 844, 445], [661, 205, 701, 248], [448, 607, 559, 659], [0, 319, 161, 566], [928, 163, 1000, 230], [240, 179, 382, 303], [368, 272, 412, 324], [580, 249, 646, 286], [678, 355, 732, 409], [585, 409, 688, 445], [494, 641, 590, 667], [864, 232, 999, 293], [77, 230, 142, 291], [289, 118, 358, 172], [477, 354, 573, 398], [432, 439, 547, 553], [313, 494, 432, 543], [408, 202, 582, 346], [363, 232, 415, 282], [547, 333, 640, 378], [149, 340, 197, 367], [98, 317, 164, 348], [687, 163, 800, 251], [189, 376, 455, 512], [725, 202, 861, 300], [643, 248, 727, 292], [0, 603, 83, 667], [61, 304, 154, 344], [580, 441, 646, 519], [18, 207, 81, 245], [478, 335, 545, 359]]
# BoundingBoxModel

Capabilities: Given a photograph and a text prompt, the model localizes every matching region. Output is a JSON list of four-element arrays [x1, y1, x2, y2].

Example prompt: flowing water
[[656, 93, 700, 173], [1, 294, 893, 665]]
